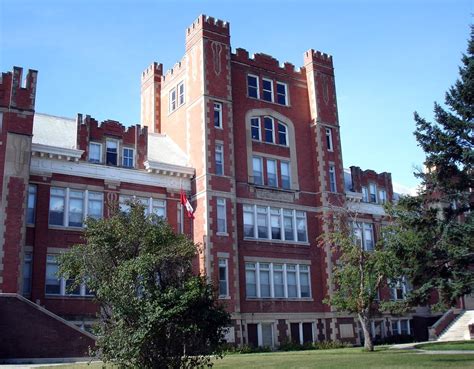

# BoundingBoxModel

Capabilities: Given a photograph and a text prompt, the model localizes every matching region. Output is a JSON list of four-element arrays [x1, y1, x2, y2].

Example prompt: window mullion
[[283, 264, 288, 298], [256, 262, 261, 298], [280, 210, 285, 241], [266, 206, 271, 240], [299, 323, 303, 345], [60, 277, 66, 296], [293, 210, 297, 241], [84, 190, 89, 219], [296, 264, 301, 298], [254, 206, 257, 238], [270, 263, 274, 298], [65, 188, 70, 227]]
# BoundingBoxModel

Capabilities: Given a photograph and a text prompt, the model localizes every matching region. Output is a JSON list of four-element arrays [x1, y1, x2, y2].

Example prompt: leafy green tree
[[386, 26, 474, 308], [58, 201, 231, 369], [322, 211, 400, 351]]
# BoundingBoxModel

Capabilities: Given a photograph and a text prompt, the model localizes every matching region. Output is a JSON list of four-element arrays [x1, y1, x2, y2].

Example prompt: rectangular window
[[277, 123, 287, 146], [218, 258, 229, 297], [178, 82, 185, 106], [122, 148, 134, 168], [214, 102, 222, 128], [362, 186, 369, 202], [352, 222, 374, 251], [261, 323, 273, 347], [169, 89, 177, 112], [379, 189, 387, 204], [252, 156, 263, 185], [152, 199, 166, 218], [291, 322, 313, 344], [119, 195, 132, 213], [251, 117, 261, 140], [264, 117, 274, 143], [217, 198, 227, 234], [391, 321, 400, 335], [243, 205, 255, 238], [276, 82, 288, 105], [329, 165, 337, 193], [27, 184, 37, 225], [177, 203, 183, 234], [325, 128, 333, 151], [89, 142, 102, 163], [215, 144, 224, 175], [88, 192, 103, 220], [243, 205, 307, 243], [267, 159, 277, 187], [247, 74, 259, 99], [68, 190, 84, 227], [245, 262, 311, 299], [45, 254, 60, 295], [281, 162, 291, 189], [262, 78, 273, 102], [49, 188, 66, 226], [22, 252, 33, 295], [369, 183, 377, 203], [400, 320, 410, 335], [390, 277, 409, 300], [106, 140, 118, 166]]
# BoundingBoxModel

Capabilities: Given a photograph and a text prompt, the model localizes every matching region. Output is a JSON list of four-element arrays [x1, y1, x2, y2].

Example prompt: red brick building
[[0, 15, 440, 351]]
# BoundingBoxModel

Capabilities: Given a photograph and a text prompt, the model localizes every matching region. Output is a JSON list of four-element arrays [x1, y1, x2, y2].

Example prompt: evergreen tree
[[387, 26, 474, 308]]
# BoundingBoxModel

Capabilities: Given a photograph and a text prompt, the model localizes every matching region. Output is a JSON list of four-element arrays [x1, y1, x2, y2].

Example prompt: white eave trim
[[345, 191, 363, 202], [145, 160, 194, 178], [31, 143, 83, 161]]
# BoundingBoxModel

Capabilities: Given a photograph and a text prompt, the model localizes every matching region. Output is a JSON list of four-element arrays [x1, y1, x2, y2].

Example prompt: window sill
[[216, 232, 229, 237], [252, 138, 290, 149], [26, 224, 35, 228], [247, 95, 290, 108], [252, 184, 294, 193], [45, 295, 94, 299], [246, 297, 313, 302], [243, 237, 309, 246], [219, 295, 231, 300], [48, 225, 84, 231]]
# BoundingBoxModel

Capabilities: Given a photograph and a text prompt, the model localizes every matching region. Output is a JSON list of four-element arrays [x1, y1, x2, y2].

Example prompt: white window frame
[[215, 144, 224, 176], [280, 161, 291, 190], [290, 322, 315, 344], [276, 81, 288, 105], [369, 183, 377, 203], [252, 156, 263, 185], [247, 74, 259, 99], [27, 184, 37, 225], [122, 147, 135, 168], [325, 128, 333, 152], [379, 189, 387, 204], [169, 89, 177, 112], [266, 159, 278, 187], [245, 261, 311, 299], [119, 195, 167, 219], [329, 164, 337, 193], [214, 102, 223, 128], [22, 251, 33, 295], [177, 203, 184, 234], [277, 122, 288, 146], [218, 258, 229, 298], [258, 323, 275, 347], [262, 77, 274, 102], [88, 142, 102, 163], [362, 186, 369, 202], [243, 204, 308, 244], [391, 319, 411, 335], [390, 277, 409, 301], [216, 197, 227, 234], [352, 222, 374, 251], [105, 139, 119, 166], [251, 117, 261, 141], [45, 254, 93, 297], [49, 188, 104, 228], [263, 116, 275, 144], [178, 81, 185, 106]]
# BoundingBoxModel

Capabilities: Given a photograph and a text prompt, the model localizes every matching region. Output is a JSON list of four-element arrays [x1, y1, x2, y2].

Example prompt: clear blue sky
[[1, 0, 471, 191]]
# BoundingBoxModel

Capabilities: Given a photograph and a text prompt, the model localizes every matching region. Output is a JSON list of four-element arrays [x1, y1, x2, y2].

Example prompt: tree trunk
[[358, 313, 374, 351]]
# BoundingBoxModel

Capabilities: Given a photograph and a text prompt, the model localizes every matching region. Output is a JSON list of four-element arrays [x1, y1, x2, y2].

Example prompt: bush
[[374, 334, 415, 345], [278, 340, 351, 352]]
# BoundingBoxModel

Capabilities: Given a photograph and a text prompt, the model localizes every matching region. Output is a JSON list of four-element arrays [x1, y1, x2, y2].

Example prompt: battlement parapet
[[231, 48, 305, 79], [0, 67, 38, 111], [304, 49, 333, 68], [141, 62, 163, 82], [186, 14, 230, 39]]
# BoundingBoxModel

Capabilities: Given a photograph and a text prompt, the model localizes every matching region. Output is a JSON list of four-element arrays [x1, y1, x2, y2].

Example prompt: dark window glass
[[247, 75, 258, 98], [264, 117, 274, 143], [106, 141, 118, 166]]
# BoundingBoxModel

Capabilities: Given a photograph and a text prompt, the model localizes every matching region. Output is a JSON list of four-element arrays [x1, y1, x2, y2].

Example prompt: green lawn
[[415, 341, 474, 351], [43, 347, 474, 369]]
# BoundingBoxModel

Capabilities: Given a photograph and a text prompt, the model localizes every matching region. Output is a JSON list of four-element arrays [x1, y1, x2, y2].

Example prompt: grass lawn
[[415, 341, 474, 351], [43, 346, 474, 369]]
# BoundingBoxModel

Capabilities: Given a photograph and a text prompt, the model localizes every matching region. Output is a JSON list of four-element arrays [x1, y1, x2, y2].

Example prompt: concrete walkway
[[390, 341, 474, 354]]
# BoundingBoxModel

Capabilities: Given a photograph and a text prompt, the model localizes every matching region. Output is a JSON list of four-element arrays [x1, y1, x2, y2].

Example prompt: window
[[247, 74, 259, 98], [369, 183, 377, 203], [276, 82, 288, 105], [278, 123, 287, 146], [122, 148, 134, 168], [169, 89, 177, 112], [245, 261, 311, 299], [218, 258, 229, 297], [243, 205, 308, 243], [325, 128, 333, 151], [267, 159, 277, 187], [89, 142, 102, 163], [106, 140, 118, 166], [251, 117, 261, 140], [264, 117, 274, 143], [152, 199, 166, 218], [379, 189, 387, 204], [362, 186, 368, 202], [22, 252, 32, 295], [281, 162, 291, 189], [290, 322, 313, 344], [178, 82, 185, 106], [247, 323, 274, 348], [252, 156, 263, 185], [262, 78, 273, 102], [27, 184, 36, 225], [49, 188, 104, 227], [45, 254, 92, 297], [390, 277, 410, 300], [329, 164, 337, 192], [215, 144, 224, 175], [119, 195, 166, 219], [217, 198, 227, 234], [177, 203, 184, 234], [392, 319, 411, 336], [214, 102, 222, 128], [352, 222, 374, 251]]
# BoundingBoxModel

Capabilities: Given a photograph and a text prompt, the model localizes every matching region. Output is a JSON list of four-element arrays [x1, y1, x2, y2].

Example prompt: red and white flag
[[180, 190, 195, 219]]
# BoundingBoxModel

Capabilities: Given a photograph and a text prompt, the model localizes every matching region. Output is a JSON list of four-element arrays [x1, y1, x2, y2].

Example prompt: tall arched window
[[277, 123, 288, 146]]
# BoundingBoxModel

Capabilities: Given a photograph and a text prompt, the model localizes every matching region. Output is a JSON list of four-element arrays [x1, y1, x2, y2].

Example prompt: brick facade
[[0, 15, 440, 352]]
